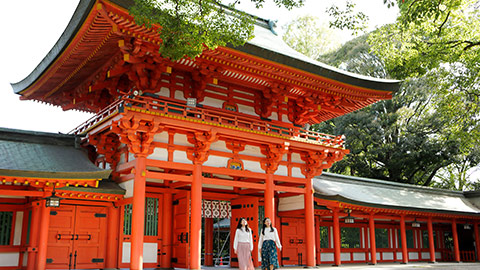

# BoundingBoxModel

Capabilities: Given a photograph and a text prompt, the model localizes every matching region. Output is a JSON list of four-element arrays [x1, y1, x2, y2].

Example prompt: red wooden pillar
[[131, 156, 147, 270], [265, 173, 275, 225], [36, 200, 50, 270], [452, 219, 460, 262], [400, 215, 408, 264], [27, 201, 41, 270], [304, 178, 315, 267], [369, 213, 377, 265], [204, 218, 214, 266], [474, 222, 480, 262], [332, 209, 341, 266], [106, 205, 120, 269], [190, 163, 203, 270], [161, 192, 173, 268], [427, 217, 436, 263]]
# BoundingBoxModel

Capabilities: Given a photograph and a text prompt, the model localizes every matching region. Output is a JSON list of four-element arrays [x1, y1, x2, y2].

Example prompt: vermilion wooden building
[[3, 0, 479, 269]]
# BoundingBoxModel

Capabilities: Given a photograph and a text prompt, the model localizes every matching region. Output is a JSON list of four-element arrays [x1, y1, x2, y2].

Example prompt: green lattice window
[[341, 227, 360, 248], [422, 230, 437, 248], [123, 204, 133, 235], [0, 212, 13, 245], [320, 226, 329, 248], [398, 229, 414, 248], [145, 197, 159, 236], [375, 228, 389, 248], [123, 197, 159, 236]]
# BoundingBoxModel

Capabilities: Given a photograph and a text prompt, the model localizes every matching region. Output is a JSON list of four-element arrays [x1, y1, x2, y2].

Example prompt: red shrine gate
[[4, 0, 406, 270]]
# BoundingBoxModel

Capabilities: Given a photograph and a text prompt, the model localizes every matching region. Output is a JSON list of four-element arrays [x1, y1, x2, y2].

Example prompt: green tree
[[312, 35, 478, 187], [316, 1, 480, 188], [282, 15, 341, 58], [130, 0, 304, 60]]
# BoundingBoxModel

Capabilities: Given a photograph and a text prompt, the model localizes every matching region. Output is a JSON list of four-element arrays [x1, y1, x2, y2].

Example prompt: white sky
[[0, 0, 398, 134]]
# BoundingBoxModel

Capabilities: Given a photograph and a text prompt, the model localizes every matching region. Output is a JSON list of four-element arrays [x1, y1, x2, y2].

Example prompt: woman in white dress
[[233, 218, 255, 270], [258, 217, 282, 270]]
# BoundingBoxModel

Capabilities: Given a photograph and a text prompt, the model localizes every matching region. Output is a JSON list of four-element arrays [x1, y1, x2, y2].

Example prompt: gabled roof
[[11, 0, 399, 117], [0, 127, 111, 180], [314, 172, 480, 215]]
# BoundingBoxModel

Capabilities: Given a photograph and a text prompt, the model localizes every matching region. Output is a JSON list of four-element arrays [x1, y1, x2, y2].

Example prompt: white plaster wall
[[282, 114, 291, 123], [203, 184, 233, 190], [237, 104, 256, 116], [243, 160, 263, 173], [209, 140, 227, 153], [274, 165, 288, 176], [148, 148, 168, 161], [155, 87, 170, 98], [408, 252, 418, 260], [174, 134, 192, 147], [203, 155, 230, 168], [383, 252, 394, 260], [175, 90, 186, 101], [320, 253, 334, 262], [128, 152, 135, 162], [22, 251, 28, 266], [13, 211, 23, 245], [243, 145, 262, 157], [270, 112, 278, 121], [435, 251, 441, 259], [352, 253, 365, 261], [421, 252, 430, 259], [0, 253, 19, 266], [292, 167, 304, 178], [202, 97, 223, 109], [278, 195, 304, 212], [330, 227, 334, 248], [291, 153, 303, 163], [153, 132, 169, 143], [173, 151, 190, 164], [396, 252, 402, 260], [119, 153, 125, 165], [122, 242, 158, 263], [119, 180, 134, 198], [340, 252, 350, 261]]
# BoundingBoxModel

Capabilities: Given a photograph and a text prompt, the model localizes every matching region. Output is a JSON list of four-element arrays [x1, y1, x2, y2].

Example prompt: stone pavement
[[202, 262, 480, 270]]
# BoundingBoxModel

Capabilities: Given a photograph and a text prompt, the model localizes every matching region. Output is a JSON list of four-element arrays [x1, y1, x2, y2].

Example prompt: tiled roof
[[0, 127, 111, 180], [314, 172, 480, 215]]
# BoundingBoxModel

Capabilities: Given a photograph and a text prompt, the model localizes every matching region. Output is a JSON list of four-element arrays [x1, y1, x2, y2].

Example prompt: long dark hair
[[236, 218, 250, 233], [261, 217, 274, 235]]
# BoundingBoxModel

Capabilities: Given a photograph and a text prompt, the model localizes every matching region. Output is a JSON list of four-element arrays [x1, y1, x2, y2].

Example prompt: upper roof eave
[[11, 0, 97, 94], [11, 0, 400, 95]]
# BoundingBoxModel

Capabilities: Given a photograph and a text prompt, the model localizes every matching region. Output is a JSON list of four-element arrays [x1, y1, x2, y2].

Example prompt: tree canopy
[[284, 0, 479, 189], [130, 0, 304, 60]]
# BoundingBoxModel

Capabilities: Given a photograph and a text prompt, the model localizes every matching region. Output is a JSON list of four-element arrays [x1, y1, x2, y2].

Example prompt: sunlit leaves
[[130, 0, 304, 60], [282, 15, 341, 58]]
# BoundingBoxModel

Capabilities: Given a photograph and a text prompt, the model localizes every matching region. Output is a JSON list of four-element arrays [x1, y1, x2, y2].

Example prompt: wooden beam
[[274, 185, 305, 194], [203, 178, 265, 190], [145, 171, 192, 182], [0, 190, 47, 197]]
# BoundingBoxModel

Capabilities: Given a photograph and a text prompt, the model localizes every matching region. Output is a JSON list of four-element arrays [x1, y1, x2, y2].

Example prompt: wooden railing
[[440, 250, 476, 262], [70, 95, 345, 148]]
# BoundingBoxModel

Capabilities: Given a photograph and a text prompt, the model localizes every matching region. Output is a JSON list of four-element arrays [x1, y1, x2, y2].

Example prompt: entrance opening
[[202, 217, 231, 266]]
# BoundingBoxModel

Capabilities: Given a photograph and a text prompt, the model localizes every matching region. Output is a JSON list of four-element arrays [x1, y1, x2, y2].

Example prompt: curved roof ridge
[[11, 0, 400, 95], [317, 172, 464, 196]]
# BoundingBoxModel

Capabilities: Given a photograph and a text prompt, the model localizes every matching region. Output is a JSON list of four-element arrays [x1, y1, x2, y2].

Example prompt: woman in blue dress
[[258, 217, 282, 270]]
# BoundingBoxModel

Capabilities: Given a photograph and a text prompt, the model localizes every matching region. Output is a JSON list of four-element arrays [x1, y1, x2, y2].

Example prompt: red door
[[46, 205, 76, 268], [172, 191, 190, 268], [230, 197, 259, 267], [281, 217, 306, 266], [47, 205, 107, 269]]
